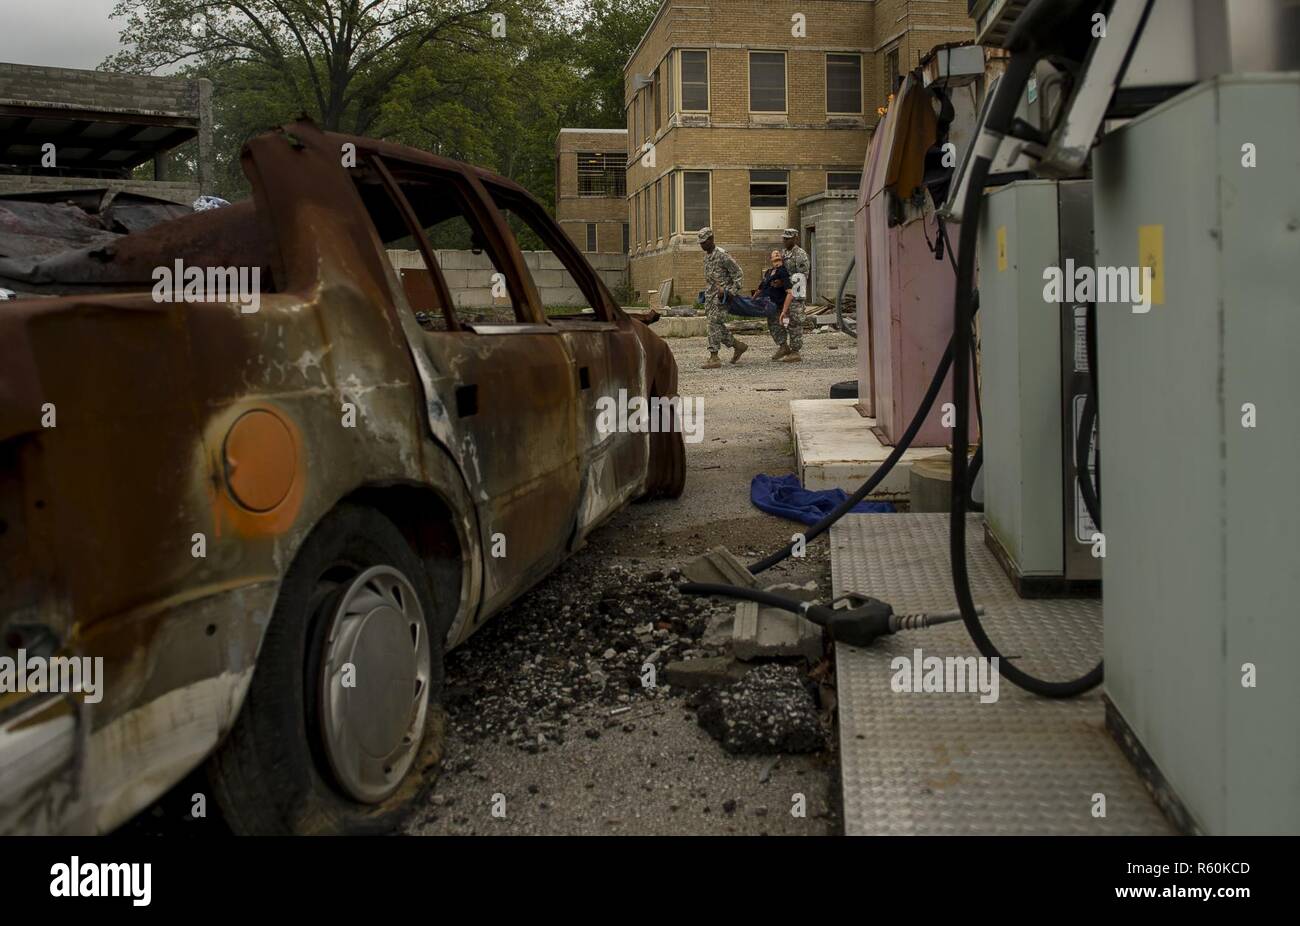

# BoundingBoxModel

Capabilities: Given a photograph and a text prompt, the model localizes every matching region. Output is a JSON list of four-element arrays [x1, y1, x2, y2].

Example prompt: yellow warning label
[[1137, 224, 1164, 306], [996, 226, 1007, 272]]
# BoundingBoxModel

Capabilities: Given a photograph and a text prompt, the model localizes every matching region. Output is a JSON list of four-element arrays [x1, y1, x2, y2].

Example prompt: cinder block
[[531, 268, 566, 288], [541, 286, 587, 306], [732, 581, 824, 663], [439, 268, 470, 291], [455, 289, 493, 309], [463, 269, 499, 289], [435, 249, 474, 270]]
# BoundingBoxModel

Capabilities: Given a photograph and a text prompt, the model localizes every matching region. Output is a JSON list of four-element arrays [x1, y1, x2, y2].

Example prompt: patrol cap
[[697, 227, 714, 242], [782, 228, 798, 239]]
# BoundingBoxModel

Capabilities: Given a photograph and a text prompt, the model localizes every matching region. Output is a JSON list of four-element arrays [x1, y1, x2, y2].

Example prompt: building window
[[622, 222, 629, 254], [680, 50, 709, 112], [884, 47, 900, 97], [655, 179, 663, 240], [577, 152, 626, 197], [749, 51, 787, 113], [633, 196, 640, 247], [827, 171, 862, 191], [654, 67, 662, 133], [827, 53, 863, 114], [682, 170, 710, 231], [666, 53, 675, 115], [585, 223, 597, 252], [668, 172, 677, 235], [750, 169, 788, 230], [642, 188, 650, 243]]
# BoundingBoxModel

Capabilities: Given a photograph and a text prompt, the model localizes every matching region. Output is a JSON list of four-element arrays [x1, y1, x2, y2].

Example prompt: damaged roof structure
[[0, 61, 214, 206]]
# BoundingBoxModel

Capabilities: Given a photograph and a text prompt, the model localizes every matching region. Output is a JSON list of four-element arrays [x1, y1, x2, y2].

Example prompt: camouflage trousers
[[768, 300, 805, 351], [706, 295, 736, 352]]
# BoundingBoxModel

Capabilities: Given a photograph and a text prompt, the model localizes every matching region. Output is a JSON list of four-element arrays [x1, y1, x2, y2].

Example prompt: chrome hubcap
[[317, 565, 430, 804]]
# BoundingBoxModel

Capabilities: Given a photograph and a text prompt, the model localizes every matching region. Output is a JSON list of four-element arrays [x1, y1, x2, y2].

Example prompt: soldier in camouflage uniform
[[698, 227, 747, 369], [772, 228, 809, 362]]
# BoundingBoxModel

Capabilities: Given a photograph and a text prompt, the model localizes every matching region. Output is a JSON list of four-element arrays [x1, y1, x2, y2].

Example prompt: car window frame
[[361, 152, 548, 328], [486, 180, 619, 325]]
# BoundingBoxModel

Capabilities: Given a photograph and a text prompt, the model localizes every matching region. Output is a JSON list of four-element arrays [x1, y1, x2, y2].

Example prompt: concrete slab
[[732, 582, 823, 663], [790, 398, 948, 500], [681, 546, 757, 588], [663, 656, 753, 690], [651, 316, 709, 338]]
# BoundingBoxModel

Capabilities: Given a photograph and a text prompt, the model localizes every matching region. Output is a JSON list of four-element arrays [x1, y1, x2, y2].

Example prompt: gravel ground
[[405, 325, 859, 836]]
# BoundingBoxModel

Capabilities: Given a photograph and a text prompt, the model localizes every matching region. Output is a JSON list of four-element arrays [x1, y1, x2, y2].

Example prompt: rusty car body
[[0, 120, 684, 834]]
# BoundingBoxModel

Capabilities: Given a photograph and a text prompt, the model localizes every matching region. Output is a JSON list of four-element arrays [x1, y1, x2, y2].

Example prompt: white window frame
[[678, 49, 711, 113], [826, 52, 864, 116], [748, 50, 788, 115], [827, 170, 863, 192], [679, 169, 712, 233]]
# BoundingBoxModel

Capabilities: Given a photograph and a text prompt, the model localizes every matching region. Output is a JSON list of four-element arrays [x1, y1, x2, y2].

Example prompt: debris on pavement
[[441, 560, 728, 752], [693, 664, 830, 755]]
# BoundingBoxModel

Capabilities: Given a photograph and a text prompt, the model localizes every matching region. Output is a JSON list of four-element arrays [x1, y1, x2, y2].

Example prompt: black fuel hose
[[947, 48, 1102, 698], [1076, 300, 1101, 528], [748, 225, 981, 575], [733, 1, 1108, 697], [747, 319, 962, 575]]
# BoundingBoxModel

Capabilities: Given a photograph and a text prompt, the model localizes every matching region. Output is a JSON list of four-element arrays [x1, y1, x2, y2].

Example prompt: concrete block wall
[[387, 249, 628, 308], [798, 190, 858, 303], [0, 62, 200, 115], [0, 175, 199, 205]]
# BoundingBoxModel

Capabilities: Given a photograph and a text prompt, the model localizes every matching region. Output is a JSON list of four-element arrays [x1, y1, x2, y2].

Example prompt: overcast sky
[[0, 0, 125, 70]]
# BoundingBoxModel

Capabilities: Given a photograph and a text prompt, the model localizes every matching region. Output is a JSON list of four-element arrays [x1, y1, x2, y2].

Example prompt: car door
[[357, 155, 581, 618], [487, 185, 651, 543]]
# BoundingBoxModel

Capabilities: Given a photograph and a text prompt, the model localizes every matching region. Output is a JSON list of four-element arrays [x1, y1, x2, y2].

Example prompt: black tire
[[829, 380, 859, 399], [207, 505, 446, 835]]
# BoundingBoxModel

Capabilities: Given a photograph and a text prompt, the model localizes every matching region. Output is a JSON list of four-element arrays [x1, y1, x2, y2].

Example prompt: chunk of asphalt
[[694, 664, 828, 755]]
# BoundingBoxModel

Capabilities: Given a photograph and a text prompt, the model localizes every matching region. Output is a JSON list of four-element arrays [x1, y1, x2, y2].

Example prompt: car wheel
[[207, 504, 445, 835]]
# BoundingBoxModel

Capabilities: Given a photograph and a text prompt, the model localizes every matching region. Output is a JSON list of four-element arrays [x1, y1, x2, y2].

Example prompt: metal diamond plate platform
[[831, 513, 1173, 835]]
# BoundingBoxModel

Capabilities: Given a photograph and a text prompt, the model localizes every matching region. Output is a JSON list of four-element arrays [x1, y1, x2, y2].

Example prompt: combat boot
[[781, 351, 803, 363], [770, 345, 790, 362], [730, 339, 748, 364], [702, 353, 722, 369]]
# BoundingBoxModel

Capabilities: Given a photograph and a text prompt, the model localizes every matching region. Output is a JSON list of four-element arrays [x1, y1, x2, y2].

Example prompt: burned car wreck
[[0, 120, 685, 835]]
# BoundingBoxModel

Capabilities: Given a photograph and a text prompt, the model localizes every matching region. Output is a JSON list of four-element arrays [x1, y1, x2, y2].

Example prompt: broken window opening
[[351, 157, 529, 328], [491, 187, 609, 322]]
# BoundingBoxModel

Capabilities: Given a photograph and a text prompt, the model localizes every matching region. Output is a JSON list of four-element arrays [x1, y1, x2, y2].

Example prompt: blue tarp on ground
[[750, 473, 895, 526]]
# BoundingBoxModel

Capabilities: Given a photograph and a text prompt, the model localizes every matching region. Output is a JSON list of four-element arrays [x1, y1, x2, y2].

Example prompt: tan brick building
[[555, 128, 630, 256], [623, 0, 974, 301]]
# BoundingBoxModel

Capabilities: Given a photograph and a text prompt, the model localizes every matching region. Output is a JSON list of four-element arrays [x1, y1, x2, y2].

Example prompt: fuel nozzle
[[677, 583, 979, 648]]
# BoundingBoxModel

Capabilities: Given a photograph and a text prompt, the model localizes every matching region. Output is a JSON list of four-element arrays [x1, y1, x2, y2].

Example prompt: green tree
[[107, 0, 659, 209]]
